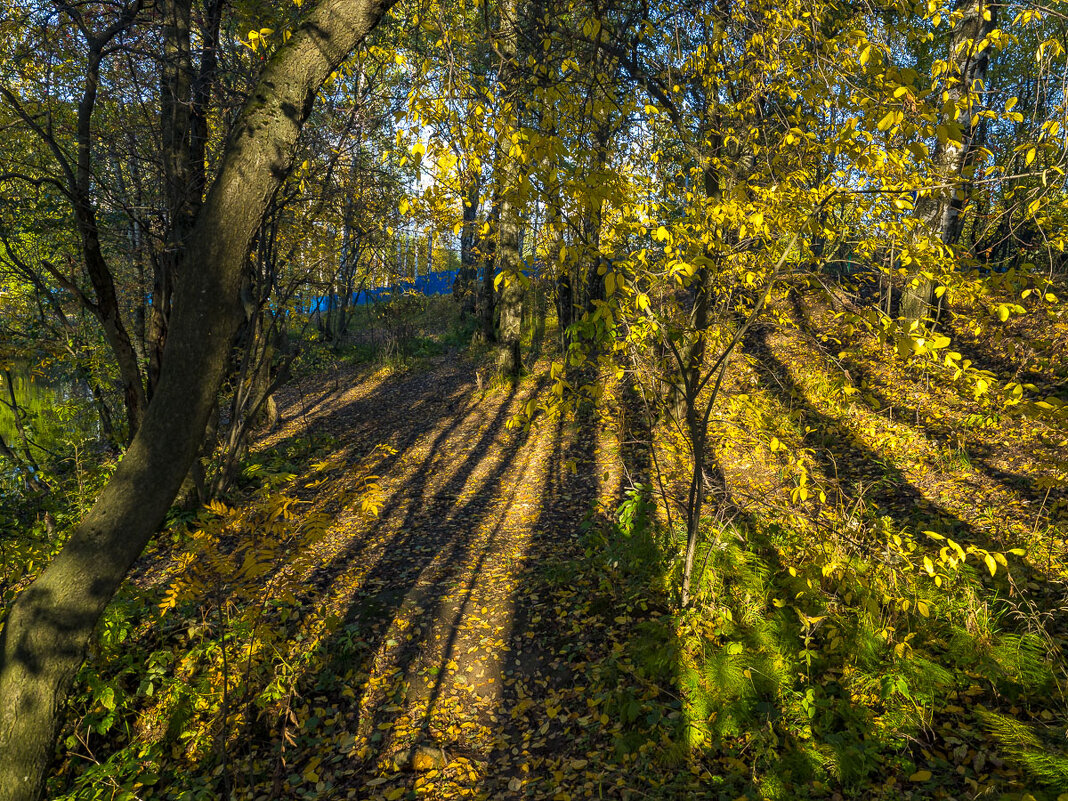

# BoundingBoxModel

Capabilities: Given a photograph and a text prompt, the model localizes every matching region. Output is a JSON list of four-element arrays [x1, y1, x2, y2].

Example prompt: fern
[[977, 708, 1068, 788]]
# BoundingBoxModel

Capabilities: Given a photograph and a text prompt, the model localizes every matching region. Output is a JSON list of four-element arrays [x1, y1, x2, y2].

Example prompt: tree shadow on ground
[[787, 291, 1068, 542], [62, 357, 562, 798], [742, 322, 983, 546]]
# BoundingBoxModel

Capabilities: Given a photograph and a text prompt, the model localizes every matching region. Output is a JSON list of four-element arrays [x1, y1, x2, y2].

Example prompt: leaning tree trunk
[[0, 3, 395, 799]]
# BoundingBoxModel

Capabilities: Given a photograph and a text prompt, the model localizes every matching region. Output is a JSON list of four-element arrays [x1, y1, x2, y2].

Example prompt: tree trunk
[[0, 3, 395, 798], [73, 32, 149, 440], [493, 0, 524, 375], [454, 174, 482, 315], [479, 208, 498, 344], [900, 0, 995, 323], [581, 123, 610, 315]]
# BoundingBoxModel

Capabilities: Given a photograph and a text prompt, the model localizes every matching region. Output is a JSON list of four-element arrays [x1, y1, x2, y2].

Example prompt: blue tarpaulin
[[306, 269, 461, 314]]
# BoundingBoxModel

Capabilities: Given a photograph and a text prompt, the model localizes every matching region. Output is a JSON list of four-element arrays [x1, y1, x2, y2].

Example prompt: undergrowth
[[571, 480, 1068, 799], [49, 435, 392, 801]]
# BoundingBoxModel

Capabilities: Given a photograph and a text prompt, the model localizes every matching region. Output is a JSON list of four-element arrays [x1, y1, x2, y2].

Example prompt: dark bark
[[555, 270, 573, 352], [73, 20, 150, 439], [150, 0, 223, 396], [453, 176, 482, 315], [0, 3, 396, 799], [581, 124, 611, 315], [479, 209, 498, 344]]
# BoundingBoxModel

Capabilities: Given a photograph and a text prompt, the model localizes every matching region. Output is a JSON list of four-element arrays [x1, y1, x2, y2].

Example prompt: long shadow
[[731, 301, 1068, 795], [476, 402, 622, 797], [787, 291, 1068, 532], [743, 316, 991, 555], [64, 357, 538, 798], [332, 375, 547, 734], [741, 322, 983, 547], [232, 364, 559, 796], [300, 376, 530, 649], [57, 332, 1056, 799]]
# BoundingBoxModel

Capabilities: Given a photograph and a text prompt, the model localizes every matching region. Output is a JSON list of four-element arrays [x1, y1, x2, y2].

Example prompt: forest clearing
[[1, 0, 1067, 799]]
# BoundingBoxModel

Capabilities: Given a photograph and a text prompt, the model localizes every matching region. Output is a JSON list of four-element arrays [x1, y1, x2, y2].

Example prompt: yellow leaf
[[909, 770, 933, 782], [877, 111, 896, 131], [984, 553, 997, 576], [1025, 147, 1036, 166], [385, 789, 405, 801]]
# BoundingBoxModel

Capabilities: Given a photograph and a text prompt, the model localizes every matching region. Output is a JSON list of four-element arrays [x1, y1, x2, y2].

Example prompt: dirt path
[[254, 354, 631, 799]]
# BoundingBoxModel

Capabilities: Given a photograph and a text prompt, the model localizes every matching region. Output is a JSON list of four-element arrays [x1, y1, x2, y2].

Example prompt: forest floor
[[52, 291, 1068, 801], [241, 349, 642, 800]]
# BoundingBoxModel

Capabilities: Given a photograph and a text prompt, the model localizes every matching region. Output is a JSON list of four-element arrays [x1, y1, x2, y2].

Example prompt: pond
[[0, 362, 100, 460]]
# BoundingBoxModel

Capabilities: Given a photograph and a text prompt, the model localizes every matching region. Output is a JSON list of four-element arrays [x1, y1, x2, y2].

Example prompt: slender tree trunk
[[479, 208, 498, 343], [493, 0, 525, 375], [71, 32, 150, 440], [454, 175, 482, 314], [0, 4, 395, 799], [582, 123, 610, 315]]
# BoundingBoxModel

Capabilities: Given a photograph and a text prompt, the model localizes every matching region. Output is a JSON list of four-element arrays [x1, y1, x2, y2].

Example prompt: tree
[[899, 0, 998, 323], [0, 2, 397, 798], [0, 1, 151, 440], [492, 0, 527, 375]]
